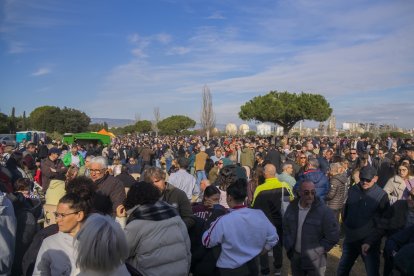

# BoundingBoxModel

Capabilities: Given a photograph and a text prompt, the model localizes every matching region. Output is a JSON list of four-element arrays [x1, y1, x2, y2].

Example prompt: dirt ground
[[272, 239, 379, 276]]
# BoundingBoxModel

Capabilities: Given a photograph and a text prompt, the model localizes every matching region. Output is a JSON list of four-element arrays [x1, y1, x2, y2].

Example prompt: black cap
[[359, 165, 376, 181], [48, 147, 61, 155], [405, 144, 414, 151]]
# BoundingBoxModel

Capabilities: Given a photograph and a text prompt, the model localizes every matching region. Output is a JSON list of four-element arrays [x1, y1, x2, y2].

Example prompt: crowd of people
[[0, 133, 413, 276]]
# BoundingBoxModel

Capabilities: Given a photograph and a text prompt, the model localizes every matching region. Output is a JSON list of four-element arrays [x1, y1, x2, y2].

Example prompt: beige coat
[[384, 175, 412, 204]]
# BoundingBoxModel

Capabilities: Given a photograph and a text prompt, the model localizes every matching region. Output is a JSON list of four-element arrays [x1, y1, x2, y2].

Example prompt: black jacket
[[283, 198, 339, 269]]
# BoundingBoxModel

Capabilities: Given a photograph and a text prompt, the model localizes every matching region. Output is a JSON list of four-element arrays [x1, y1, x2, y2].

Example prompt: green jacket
[[62, 153, 85, 167]]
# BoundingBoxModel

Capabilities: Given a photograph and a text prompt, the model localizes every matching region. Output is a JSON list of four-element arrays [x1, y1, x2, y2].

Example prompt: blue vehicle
[[16, 131, 46, 144]]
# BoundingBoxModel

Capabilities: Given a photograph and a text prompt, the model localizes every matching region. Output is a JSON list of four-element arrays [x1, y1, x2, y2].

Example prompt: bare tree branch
[[152, 107, 160, 136], [200, 85, 216, 139]]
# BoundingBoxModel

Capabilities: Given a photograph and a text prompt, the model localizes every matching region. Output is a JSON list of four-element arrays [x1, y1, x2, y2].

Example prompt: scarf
[[126, 200, 178, 225]]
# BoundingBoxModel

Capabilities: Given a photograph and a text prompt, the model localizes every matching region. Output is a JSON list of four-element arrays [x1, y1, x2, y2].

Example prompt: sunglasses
[[360, 178, 372, 183], [302, 190, 316, 196]]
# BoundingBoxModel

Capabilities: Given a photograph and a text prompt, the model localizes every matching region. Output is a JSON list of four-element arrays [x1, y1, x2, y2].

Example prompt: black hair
[[124, 181, 161, 210], [178, 157, 189, 169], [65, 176, 97, 194], [59, 192, 92, 219], [216, 165, 238, 191], [204, 158, 215, 174], [14, 178, 32, 192], [91, 192, 113, 216], [226, 178, 247, 202], [203, 185, 220, 198]]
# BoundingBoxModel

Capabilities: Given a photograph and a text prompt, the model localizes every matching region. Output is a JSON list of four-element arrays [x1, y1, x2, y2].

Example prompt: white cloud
[[166, 46, 191, 55], [8, 41, 26, 53], [86, 1, 414, 127], [154, 33, 172, 44], [31, 67, 51, 76], [131, 48, 147, 58], [206, 11, 225, 20]]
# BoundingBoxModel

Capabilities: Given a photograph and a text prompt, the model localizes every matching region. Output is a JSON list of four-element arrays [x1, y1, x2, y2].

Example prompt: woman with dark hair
[[246, 166, 265, 206], [192, 185, 226, 222], [33, 191, 93, 275], [122, 181, 191, 276], [214, 165, 238, 209], [22, 176, 110, 276]]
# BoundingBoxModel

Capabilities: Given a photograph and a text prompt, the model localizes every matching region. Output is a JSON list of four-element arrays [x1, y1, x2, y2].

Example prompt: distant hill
[[91, 118, 135, 128]]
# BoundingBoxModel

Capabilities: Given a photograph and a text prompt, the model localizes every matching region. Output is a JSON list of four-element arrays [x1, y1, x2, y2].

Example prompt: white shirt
[[168, 169, 200, 200], [295, 202, 311, 253]]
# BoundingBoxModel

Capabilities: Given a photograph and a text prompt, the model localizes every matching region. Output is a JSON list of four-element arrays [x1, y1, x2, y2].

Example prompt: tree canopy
[[135, 120, 152, 133], [30, 106, 90, 133], [239, 91, 332, 135], [158, 115, 196, 134]]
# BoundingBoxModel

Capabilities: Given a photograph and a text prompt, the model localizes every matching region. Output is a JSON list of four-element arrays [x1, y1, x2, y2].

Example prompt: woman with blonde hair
[[325, 162, 348, 222]]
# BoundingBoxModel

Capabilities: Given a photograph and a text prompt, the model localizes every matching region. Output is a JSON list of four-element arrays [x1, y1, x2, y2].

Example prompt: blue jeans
[[196, 170, 206, 188], [166, 157, 172, 172], [337, 240, 380, 276]]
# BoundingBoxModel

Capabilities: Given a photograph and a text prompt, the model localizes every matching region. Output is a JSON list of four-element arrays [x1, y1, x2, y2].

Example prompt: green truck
[[62, 132, 111, 146]]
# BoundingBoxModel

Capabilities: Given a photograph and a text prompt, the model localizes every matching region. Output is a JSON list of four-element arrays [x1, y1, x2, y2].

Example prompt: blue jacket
[[294, 169, 330, 200]]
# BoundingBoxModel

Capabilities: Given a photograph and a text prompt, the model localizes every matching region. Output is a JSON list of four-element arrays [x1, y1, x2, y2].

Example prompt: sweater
[[202, 207, 278, 269]]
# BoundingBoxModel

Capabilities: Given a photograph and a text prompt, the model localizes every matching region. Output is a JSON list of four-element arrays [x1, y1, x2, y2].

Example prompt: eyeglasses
[[53, 211, 79, 219], [89, 169, 104, 174], [350, 152, 357, 155], [302, 190, 316, 196]]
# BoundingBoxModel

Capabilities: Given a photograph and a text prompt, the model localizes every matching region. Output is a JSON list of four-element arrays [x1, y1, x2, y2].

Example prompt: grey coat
[[325, 173, 348, 211], [283, 198, 339, 270], [0, 192, 16, 276], [125, 215, 191, 276]]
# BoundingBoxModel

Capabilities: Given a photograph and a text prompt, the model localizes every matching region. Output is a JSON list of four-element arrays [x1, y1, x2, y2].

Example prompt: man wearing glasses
[[337, 165, 390, 276], [89, 156, 126, 215], [283, 180, 339, 276]]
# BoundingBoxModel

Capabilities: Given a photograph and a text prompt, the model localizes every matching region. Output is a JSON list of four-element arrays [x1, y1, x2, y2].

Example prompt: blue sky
[[1, 0, 414, 129]]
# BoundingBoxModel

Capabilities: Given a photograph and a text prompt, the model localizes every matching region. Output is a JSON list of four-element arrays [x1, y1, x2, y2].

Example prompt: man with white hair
[[89, 156, 126, 214]]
